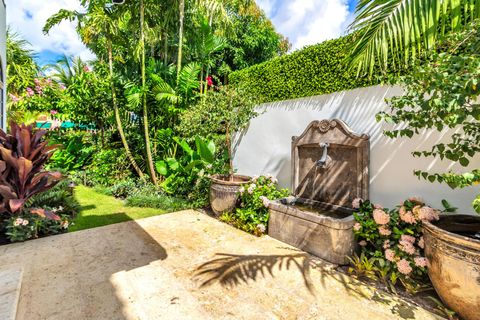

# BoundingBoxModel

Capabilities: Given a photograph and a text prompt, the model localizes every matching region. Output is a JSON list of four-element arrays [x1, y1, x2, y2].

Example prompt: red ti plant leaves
[[0, 121, 62, 218], [30, 208, 60, 221]]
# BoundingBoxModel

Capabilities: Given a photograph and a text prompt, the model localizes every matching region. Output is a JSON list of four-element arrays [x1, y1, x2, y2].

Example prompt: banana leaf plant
[[155, 136, 215, 194], [0, 121, 62, 220]]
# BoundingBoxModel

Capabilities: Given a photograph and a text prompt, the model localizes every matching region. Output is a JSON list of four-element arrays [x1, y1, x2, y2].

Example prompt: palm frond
[[348, 0, 480, 75], [177, 63, 200, 99]]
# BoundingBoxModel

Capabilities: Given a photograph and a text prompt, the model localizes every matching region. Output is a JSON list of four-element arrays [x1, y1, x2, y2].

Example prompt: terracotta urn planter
[[422, 214, 480, 320], [209, 174, 251, 216]]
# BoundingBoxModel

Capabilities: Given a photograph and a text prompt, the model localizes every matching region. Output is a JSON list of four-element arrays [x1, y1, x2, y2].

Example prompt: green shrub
[[125, 194, 191, 212], [47, 131, 95, 172], [85, 149, 132, 186], [221, 175, 289, 236], [26, 179, 81, 217], [229, 35, 384, 103]]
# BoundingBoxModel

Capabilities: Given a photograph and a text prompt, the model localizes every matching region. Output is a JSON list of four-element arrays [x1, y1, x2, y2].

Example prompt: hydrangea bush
[[351, 197, 440, 292], [220, 175, 288, 236]]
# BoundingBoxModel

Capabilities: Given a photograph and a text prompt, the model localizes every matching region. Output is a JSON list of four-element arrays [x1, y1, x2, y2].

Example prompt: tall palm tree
[[140, 0, 158, 185], [348, 0, 480, 74], [44, 2, 146, 180]]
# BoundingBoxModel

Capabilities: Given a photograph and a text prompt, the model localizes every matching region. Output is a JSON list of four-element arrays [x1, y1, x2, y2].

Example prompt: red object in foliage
[[206, 76, 213, 87]]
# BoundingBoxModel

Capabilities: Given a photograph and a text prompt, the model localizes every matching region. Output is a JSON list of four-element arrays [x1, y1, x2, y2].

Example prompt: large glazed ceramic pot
[[209, 174, 251, 216], [422, 214, 480, 320]]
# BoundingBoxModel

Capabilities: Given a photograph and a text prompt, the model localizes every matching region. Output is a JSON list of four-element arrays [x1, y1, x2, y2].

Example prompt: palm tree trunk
[[177, 0, 185, 77], [140, 0, 158, 185], [108, 40, 145, 180]]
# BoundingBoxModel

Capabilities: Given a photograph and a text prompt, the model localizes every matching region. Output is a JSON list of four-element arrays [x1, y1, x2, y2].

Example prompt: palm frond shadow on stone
[[193, 252, 316, 293]]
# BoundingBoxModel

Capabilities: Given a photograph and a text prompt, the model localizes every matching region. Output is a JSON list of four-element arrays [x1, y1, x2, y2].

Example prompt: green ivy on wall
[[229, 35, 388, 103]]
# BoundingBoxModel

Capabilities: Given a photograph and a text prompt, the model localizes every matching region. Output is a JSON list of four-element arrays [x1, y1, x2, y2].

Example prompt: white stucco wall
[[233, 85, 480, 214], [0, 0, 6, 130]]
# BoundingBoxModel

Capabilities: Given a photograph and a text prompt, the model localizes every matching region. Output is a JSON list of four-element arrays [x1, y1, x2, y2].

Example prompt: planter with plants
[[177, 85, 257, 216], [376, 21, 480, 320], [220, 175, 289, 236], [0, 122, 73, 244]]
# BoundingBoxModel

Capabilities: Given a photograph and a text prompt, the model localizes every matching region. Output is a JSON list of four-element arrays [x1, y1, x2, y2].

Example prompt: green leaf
[[155, 160, 168, 176]]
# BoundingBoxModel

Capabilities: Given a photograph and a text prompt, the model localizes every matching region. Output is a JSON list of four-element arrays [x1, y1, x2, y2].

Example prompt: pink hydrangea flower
[[83, 65, 90, 72], [358, 240, 367, 247], [353, 223, 361, 231], [378, 226, 392, 236], [50, 110, 58, 115], [247, 184, 256, 194], [352, 197, 362, 209], [418, 237, 425, 249], [400, 234, 416, 244], [374, 204, 383, 209], [399, 206, 417, 224], [396, 259, 413, 275], [417, 206, 439, 222], [414, 257, 428, 268], [408, 196, 424, 205], [399, 240, 416, 255], [373, 209, 390, 225], [238, 187, 245, 194], [385, 249, 395, 262], [383, 240, 390, 249]]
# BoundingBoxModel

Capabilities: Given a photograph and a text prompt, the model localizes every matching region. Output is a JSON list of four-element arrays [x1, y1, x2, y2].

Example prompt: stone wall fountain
[[268, 119, 370, 265]]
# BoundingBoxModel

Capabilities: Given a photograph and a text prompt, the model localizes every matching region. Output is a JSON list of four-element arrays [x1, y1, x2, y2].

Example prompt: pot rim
[[423, 214, 480, 250], [210, 174, 251, 186]]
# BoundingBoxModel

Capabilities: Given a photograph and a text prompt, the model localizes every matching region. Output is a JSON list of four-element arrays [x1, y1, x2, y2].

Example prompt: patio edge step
[[0, 264, 23, 320]]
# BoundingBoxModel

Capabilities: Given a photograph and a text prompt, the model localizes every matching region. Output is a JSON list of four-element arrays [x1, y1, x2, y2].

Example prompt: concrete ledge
[[0, 264, 23, 320]]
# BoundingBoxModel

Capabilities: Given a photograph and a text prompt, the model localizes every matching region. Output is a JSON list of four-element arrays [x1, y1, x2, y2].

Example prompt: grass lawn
[[70, 185, 167, 231]]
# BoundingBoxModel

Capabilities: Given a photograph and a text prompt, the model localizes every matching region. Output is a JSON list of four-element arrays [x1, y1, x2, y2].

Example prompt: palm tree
[[5, 29, 39, 95], [44, 3, 146, 180], [348, 0, 480, 74], [140, 0, 158, 184]]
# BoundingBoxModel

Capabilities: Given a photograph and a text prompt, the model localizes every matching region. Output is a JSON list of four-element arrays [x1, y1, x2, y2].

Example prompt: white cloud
[[256, 0, 352, 51], [5, 0, 96, 61]]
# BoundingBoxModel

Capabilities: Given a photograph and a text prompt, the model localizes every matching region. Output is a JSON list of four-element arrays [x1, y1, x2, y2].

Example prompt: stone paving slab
[[0, 264, 23, 320], [0, 210, 442, 320]]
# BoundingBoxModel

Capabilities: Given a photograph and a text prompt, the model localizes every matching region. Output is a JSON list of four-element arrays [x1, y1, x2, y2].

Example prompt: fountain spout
[[316, 142, 330, 168]]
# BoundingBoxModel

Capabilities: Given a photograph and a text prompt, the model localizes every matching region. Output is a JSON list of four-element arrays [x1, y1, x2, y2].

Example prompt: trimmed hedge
[[229, 35, 384, 103]]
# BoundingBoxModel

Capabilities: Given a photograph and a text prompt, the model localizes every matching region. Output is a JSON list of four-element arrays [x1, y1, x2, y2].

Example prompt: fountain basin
[[268, 199, 355, 264]]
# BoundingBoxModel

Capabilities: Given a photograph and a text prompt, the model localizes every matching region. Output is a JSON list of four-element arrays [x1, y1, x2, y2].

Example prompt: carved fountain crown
[[291, 119, 370, 211]]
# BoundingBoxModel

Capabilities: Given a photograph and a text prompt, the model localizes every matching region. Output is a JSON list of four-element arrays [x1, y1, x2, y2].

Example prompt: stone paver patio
[[0, 210, 441, 320]]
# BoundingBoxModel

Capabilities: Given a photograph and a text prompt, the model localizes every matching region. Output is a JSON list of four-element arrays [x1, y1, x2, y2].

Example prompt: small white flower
[[198, 169, 205, 177], [256, 224, 266, 233], [13, 218, 23, 227], [58, 206, 64, 211], [239, 187, 245, 194], [61, 220, 69, 229], [259, 196, 270, 207], [22, 219, 29, 226], [247, 184, 256, 194], [206, 164, 213, 169], [252, 175, 259, 182]]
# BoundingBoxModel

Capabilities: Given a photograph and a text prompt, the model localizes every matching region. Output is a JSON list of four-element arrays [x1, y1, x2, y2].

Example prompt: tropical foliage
[[378, 20, 480, 212], [348, 0, 480, 74]]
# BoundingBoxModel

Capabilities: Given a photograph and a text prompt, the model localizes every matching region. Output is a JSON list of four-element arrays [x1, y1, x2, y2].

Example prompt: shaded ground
[[0, 210, 441, 320], [71, 185, 166, 231]]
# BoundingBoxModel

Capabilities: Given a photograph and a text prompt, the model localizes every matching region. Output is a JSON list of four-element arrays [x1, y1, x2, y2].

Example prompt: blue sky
[[6, 0, 359, 66]]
